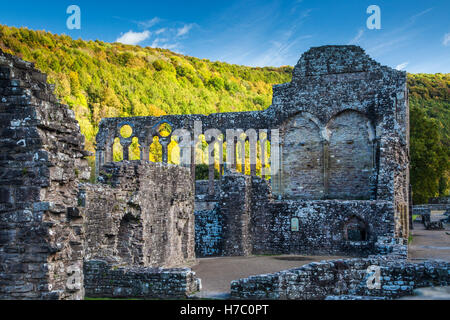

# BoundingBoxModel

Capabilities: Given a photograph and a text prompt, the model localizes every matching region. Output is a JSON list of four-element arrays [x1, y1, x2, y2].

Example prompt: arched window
[[344, 217, 368, 241]]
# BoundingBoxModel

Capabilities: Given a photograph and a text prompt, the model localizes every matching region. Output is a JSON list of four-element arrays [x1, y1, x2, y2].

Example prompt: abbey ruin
[[0, 46, 448, 300]]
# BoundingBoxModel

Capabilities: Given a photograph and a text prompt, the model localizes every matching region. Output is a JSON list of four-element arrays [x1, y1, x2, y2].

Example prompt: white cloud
[[395, 62, 409, 71], [409, 8, 433, 23], [443, 33, 450, 46], [155, 28, 166, 35], [177, 24, 194, 37], [348, 29, 364, 45], [116, 30, 151, 45], [151, 38, 181, 52], [138, 17, 160, 29]]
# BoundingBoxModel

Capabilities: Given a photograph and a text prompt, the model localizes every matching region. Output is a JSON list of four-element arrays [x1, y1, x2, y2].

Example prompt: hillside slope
[[0, 25, 292, 152], [0, 25, 448, 202]]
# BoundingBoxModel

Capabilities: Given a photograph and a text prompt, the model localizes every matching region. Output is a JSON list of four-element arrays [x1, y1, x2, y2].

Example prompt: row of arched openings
[[112, 123, 273, 179]]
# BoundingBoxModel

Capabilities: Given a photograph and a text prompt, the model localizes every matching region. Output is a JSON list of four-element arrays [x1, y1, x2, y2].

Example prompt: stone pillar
[[105, 137, 114, 163], [231, 137, 237, 170], [270, 130, 281, 196], [140, 140, 150, 161], [260, 132, 268, 180], [208, 138, 216, 196], [220, 174, 252, 256], [323, 140, 330, 199], [95, 149, 104, 179], [122, 142, 130, 161], [219, 137, 224, 178], [160, 137, 170, 164], [249, 138, 257, 177], [190, 138, 196, 185], [240, 138, 246, 174]]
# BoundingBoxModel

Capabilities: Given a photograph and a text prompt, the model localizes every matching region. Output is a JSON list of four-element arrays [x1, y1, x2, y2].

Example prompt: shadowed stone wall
[[82, 161, 196, 268], [84, 260, 201, 299], [0, 50, 91, 300], [218, 173, 395, 257], [230, 237, 449, 300]]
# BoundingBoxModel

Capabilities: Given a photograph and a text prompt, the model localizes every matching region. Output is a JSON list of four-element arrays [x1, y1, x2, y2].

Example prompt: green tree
[[410, 105, 449, 204]]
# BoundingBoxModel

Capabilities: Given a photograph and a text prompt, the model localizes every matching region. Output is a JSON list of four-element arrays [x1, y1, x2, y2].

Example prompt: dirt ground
[[408, 220, 450, 262], [192, 218, 449, 298], [191, 254, 345, 298]]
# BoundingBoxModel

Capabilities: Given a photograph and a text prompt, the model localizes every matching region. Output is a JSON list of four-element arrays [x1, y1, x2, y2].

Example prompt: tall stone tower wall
[[0, 50, 90, 299]]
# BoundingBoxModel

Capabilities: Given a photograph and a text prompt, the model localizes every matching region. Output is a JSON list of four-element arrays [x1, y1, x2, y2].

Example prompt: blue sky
[[1, 0, 449, 73]]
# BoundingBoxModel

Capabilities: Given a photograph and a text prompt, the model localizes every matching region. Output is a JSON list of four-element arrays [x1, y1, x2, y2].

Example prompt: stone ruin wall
[[231, 256, 450, 300], [191, 46, 410, 257], [230, 237, 450, 300], [197, 173, 395, 258], [95, 46, 410, 260], [81, 161, 196, 268], [84, 260, 201, 299], [0, 50, 198, 300], [0, 45, 413, 299], [0, 50, 90, 299]]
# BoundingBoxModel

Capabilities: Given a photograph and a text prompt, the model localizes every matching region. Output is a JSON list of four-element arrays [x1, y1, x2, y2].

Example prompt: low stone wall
[[84, 260, 201, 299], [414, 204, 450, 214], [231, 258, 449, 300], [231, 238, 449, 300], [429, 197, 450, 205]]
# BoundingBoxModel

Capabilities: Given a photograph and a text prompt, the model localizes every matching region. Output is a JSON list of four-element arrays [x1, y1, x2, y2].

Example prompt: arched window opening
[[113, 137, 123, 162], [344, 217, 368, 242], [149, 136, 162, 163]]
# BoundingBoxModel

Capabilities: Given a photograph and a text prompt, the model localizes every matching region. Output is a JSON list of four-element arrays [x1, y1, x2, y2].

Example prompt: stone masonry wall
[[231, 238, 449, 300], [0, 50, 90, 299], [271, 46, 408, 208], [82, 161, 196, 268], [84, 260, 201, 299], [194, 181, 223, 257], [195, 208, 223, 257], [219, 174, 253, 256], [231, 257, 449, 300], [95, 46, 410, 255], [215, 173, 395, 257]]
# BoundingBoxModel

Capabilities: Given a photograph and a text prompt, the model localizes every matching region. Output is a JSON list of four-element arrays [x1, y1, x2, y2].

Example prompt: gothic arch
[[326, 110, 375, 200], [276, 112, 325, 199]]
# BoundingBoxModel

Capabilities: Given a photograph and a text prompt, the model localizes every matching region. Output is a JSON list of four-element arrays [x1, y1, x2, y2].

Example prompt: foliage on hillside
[[0, 25, 448, 203], [0, 25, 292, 153], [408, 73, 450, 203]]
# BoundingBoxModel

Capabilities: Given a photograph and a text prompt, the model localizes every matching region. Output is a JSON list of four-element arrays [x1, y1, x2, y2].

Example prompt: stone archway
[[327, 110, 374, 200], [276, 112, 325, 200]]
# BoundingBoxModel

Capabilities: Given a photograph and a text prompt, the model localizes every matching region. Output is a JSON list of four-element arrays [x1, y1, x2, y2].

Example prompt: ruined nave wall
[[82, 161, 196, 268]]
